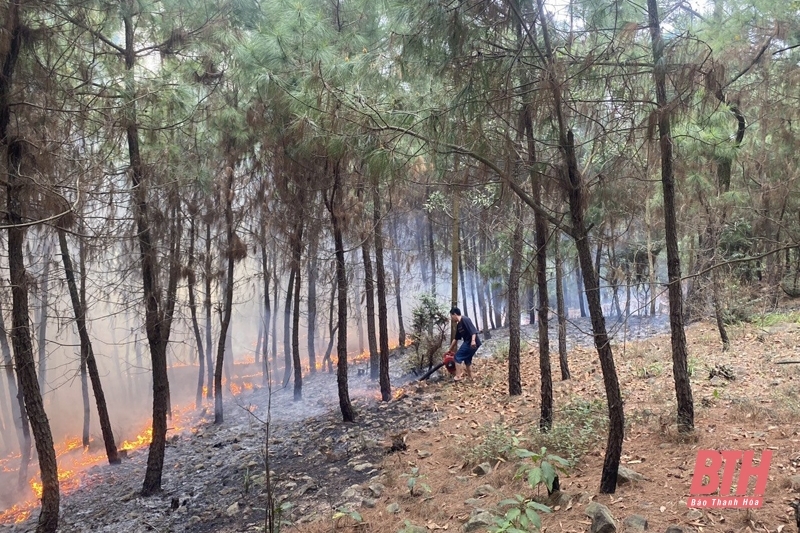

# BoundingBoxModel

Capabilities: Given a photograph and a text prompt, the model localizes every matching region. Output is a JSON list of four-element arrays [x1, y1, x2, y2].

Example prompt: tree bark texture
[[648, 0, 695, 434], [215, 167, 236, 423], [555, 234, 570, 380], [57, 228, 121, 464], [361, 234, 378, 380], [187, 213, 206, 409], [373, 183, 391, 401], [507, 201, 523, 396]]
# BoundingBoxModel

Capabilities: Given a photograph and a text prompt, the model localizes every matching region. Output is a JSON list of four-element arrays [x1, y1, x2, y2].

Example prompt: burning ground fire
[[0, 376, 256, 525]]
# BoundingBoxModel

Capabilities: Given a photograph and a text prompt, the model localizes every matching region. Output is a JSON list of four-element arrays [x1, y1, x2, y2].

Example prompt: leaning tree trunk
[[57, 228, 120, 464], [507, 200, 523, 396], [373, 183, 391, 402], [648, 0, 694, 434], [1, 3, 59, 527], [214, 167, 236, 424], [531, 0, 624, 493], [281, 259, 296, 388], [307, 227, 318, 374], [329, 162, 356, 422]]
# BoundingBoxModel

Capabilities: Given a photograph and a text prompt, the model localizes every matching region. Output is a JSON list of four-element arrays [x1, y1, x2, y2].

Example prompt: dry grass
[[288, 314, 800, 533]]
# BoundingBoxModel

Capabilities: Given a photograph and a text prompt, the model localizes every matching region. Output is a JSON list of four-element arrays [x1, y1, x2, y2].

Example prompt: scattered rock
[[417, 450, 432, 458], [361, 497, 377, 508], [472, 463, 492, 476], [665, 526, 684, 533], [685, 508, 703, 521], [617, 466, 645, 484], [464, 498, 484, 508], [547, 490, 573, 507], [463, 510, 495, 532], [353, 462, 373, 472], [789, 475, 800, 492], [225, 502, 240, 516], [386, 502, 401, 514], [367, 483, 385, 498], [623, 514, 648, 531], [586, 502, 616, 533], [473, 484, 495, 497]]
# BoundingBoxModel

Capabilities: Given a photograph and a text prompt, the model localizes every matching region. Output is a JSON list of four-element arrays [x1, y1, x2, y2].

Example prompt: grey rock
[[417, 450, 432, 458], [685, 509, 703, 521], [623, 514, 648, 531], [473, 484, 495, 497], [368, 483, 385, 498], [547, 490, 572, 507], [586, 502, 616, 533], [617, 466, 645, 484], [790, 474, 800, 491], [361, 498, 377, 508], [341, 487, 359, 500], [386, 502, 401, 514], [463, 511, 495, 532], [472, 463, 492, 476], [464, 498, 484, 508], [225, 502, 240, 516], [399, 526, 427, 533], [665, 527, 684, 533], [354, 462, 373, 472]]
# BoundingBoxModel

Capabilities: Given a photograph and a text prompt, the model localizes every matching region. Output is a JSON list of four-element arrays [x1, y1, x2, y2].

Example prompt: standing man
[[447, 307, 481, 381]]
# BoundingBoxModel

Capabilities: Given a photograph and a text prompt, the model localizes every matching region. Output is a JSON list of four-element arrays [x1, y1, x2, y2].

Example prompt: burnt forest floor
[[5, 305, 800, 533]]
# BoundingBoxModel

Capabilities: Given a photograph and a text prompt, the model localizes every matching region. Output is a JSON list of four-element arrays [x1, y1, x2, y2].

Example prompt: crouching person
[[447, 307, 481, 382]]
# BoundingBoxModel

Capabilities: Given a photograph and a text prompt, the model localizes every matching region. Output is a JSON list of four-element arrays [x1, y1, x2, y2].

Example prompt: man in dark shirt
[[447, 307, 481, 381]]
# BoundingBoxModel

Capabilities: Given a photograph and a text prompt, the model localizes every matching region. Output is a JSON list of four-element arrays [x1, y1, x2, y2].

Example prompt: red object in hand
[[443, 351, 456, 375]]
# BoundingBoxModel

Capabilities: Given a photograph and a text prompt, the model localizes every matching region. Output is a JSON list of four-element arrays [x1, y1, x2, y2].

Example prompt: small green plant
[[526, 398, 606, 461], [401, 467, 431, 497], [466, 423, 519, 464], [493, 341, 510, 363], [407, 294, 449, 372], [491, 447, 568, 532], [333, 506, 363, 524], [688, 356, 700, 378]]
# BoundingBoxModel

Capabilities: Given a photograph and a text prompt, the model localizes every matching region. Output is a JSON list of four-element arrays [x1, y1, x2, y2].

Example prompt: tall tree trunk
[[648, 0, 694, 434], [281, 262, 296, 387], [427, 212, 436, 296], [205, 221, 214, 400], [529, 0, 624, 492], [36, 241, 51, 393], [390, 218, 406, 347], [373, 183, 391, 402], [124, 9, 180, 494], [361, 235, 378, 379], [307, 229, 318, 374], [57, 228, 120, 464], [2, 3, 59, 526], [261, 241, 271, 383], [575, 257, 587, 317], [328, 162, 356, 422], [525, 109, 552, 431], [187, 212, 205, 409], [322, 272, 337, 374], [291, 219, 304, 401], [271, 258, 279, 380], [508, 201, 523, 396], [555, 233, 570, 380], [476, 235, 491, 339], [214, 168, 236, 424], [0, 284, 29, 487]]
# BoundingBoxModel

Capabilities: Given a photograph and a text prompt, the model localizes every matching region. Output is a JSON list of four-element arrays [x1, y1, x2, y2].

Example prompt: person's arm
[[466, 317, 478, 347]]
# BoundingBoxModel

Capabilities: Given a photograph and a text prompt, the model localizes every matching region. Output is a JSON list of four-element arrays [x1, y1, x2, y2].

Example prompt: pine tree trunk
[[282, 262, 296, 387], [36, 241, 51, 393], [329, 162, 355, 422], [525, 111, 552, 431], [575, 257, 587, 318], [361, 235, 378, 380], [271, 258, 279, 379], [261, 241, 271, 383], [187, 213, 205, 409], [648, 0, 695, 434], [292, 220, 304, 401], [508, 201, 523, 396], [428, 212, 436, 296], [57, 228, 120, 464], [390, 218, 406, 347], [214, 168, 236, 423], [307, 230, 318, 374], [205, 222, 214, 400], [476, 235, 491, 339], [555, 234, 570, 380], [0, 285, 29, 486], [531, 0, 624, 492], [373, 183, 391, 402]]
